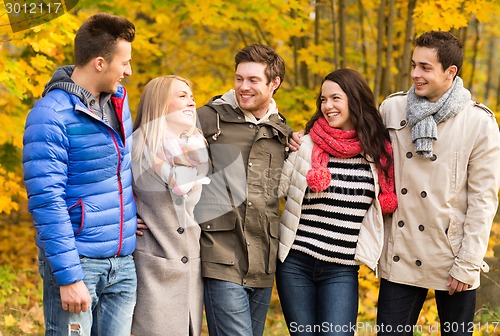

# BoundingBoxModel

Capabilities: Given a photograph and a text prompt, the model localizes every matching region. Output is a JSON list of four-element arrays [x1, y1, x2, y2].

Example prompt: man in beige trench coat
[[376, 31, 500, 336]]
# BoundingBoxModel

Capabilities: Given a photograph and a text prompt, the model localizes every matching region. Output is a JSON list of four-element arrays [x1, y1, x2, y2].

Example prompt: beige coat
[[379, 92, 500, 290], [278, 135, 386, 272], [131, 164, 203, 336]]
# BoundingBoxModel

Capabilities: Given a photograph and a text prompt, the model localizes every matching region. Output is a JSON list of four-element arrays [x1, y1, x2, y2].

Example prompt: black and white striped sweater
[[291, 154, 375, 265]]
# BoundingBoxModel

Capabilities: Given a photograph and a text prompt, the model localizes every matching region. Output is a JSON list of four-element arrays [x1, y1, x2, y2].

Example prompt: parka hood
[[42, 65, 94, 109]]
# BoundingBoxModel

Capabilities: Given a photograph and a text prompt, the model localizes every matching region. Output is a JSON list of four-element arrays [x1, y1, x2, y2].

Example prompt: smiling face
[[320, 80, 354, 131], [98, 39, 132, 94], [411, 46, 456, 102], [165, 79, 196, 135], [234, 62, 280, 119]]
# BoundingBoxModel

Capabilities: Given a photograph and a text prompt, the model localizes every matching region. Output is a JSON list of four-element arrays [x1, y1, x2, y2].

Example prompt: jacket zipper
[[108, 129, 124, 256], [76, 105, 126, 255]]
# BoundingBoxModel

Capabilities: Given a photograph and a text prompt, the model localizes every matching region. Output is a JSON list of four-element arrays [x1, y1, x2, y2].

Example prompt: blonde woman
[[131, 76, 209, 336]]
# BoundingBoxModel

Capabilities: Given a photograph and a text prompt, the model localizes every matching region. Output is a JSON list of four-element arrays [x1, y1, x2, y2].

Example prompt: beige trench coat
[[131, 164, 203, 336], [379, 92, 500, 290]]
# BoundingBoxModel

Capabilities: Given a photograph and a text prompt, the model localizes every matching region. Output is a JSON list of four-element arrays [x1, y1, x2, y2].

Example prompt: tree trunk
[[291, 9, 299, 87], [454, 27, 468, 79], [357, 0, 368, 76], [381, 0, 395, 98], [338, 0, 346, 68], [331, 0, 339, 69], [397, 0, 416, 91], [299, 37, 310, 88], [484, 37, 496, 103], [496, 72, 500, 112], [293, 36, 299, 87], [467, 17, 480, 95], [374, 0, 387, 101], [314, 0, 321, 86]]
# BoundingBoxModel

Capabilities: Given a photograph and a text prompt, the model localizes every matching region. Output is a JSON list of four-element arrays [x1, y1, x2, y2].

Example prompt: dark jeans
[[377, 278, 476, 336], [204, 278, 272, 336], [276, 250, 359, 336]]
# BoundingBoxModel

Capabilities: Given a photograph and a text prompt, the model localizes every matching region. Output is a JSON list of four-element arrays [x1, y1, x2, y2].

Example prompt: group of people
[[22, 12, 500, 336]]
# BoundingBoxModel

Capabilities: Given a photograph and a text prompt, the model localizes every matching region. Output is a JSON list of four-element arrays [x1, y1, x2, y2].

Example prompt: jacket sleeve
[[278, 150, 298, 199], [22, 102, 85, 285], [449, 113, 500, 284]]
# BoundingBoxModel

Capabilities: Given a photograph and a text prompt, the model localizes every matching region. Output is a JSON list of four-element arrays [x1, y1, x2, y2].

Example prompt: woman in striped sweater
[[277, 68, 397, 336]]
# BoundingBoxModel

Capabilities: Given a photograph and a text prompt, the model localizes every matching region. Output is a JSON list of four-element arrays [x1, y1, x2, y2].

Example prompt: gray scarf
[[407, 77, 471, 158]]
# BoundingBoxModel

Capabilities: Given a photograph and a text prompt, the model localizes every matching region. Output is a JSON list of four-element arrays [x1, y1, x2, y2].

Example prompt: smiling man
[[195, 44, 293, 336], [22, 13, 138, 336], [376, 31, 500, 336]]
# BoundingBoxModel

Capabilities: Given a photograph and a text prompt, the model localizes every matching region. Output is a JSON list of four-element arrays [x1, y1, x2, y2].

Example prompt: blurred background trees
[[1, 0, 499, 213]]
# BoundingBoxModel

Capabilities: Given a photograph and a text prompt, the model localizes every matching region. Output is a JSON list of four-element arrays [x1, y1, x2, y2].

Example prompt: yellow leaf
[[4, 313, 16, 327]]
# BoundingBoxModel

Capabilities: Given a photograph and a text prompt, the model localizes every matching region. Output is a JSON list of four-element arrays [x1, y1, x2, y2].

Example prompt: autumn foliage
[[1, 0, 500, 213], [1, 0, 499, 335]]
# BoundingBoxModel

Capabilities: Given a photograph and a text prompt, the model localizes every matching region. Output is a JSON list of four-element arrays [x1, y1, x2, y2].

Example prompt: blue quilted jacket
[[23, 81, 137, 286]]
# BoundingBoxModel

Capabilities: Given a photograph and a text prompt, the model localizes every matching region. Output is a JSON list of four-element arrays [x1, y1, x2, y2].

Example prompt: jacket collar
[[207, 95, 292, 138]]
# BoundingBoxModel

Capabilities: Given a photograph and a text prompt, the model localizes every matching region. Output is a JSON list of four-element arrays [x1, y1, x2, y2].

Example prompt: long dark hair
[[305, 68, 392, 176]]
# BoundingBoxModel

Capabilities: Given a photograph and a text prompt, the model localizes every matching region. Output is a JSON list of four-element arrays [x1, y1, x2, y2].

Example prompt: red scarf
[[307, 117, 397, 214]]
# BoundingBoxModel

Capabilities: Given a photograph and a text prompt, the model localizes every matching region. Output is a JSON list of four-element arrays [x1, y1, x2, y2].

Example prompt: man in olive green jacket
[[194, 44, 293, 336]]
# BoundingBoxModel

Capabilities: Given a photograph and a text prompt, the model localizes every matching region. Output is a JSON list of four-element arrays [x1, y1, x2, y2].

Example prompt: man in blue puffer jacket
[[22, 13, 137, 336]]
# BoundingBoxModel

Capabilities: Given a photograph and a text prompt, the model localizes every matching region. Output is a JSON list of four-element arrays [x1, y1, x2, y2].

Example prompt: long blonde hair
[[132, 75, 198, 168]]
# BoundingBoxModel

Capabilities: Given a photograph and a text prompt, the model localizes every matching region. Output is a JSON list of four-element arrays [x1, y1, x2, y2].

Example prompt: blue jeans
[[204, 278, 272, 336], [377, 278, 476, 336], [276, 250, 359, 336], [38, 249, 137, 336]]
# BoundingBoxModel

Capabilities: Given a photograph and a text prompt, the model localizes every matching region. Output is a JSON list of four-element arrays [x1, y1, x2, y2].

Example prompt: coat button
[[418, 225, 425, 231], [401, 188, 408, 195], [175, 198, 183, 205], [393, 256, 400, 262], [400, 120, 407, 126], [181, 256, 188, 263], [248, 201, 253, 207], [398, 220, 405, 227], [415, 260, 422, 266], [430, 154, 437, 161], [420, 191, 427, 198], [406, 152, 413, 159], [248, 162, 253, 167], [177, 227, 185, 234], [249, 124, 254, 128], [206, 225, 211, 229]]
